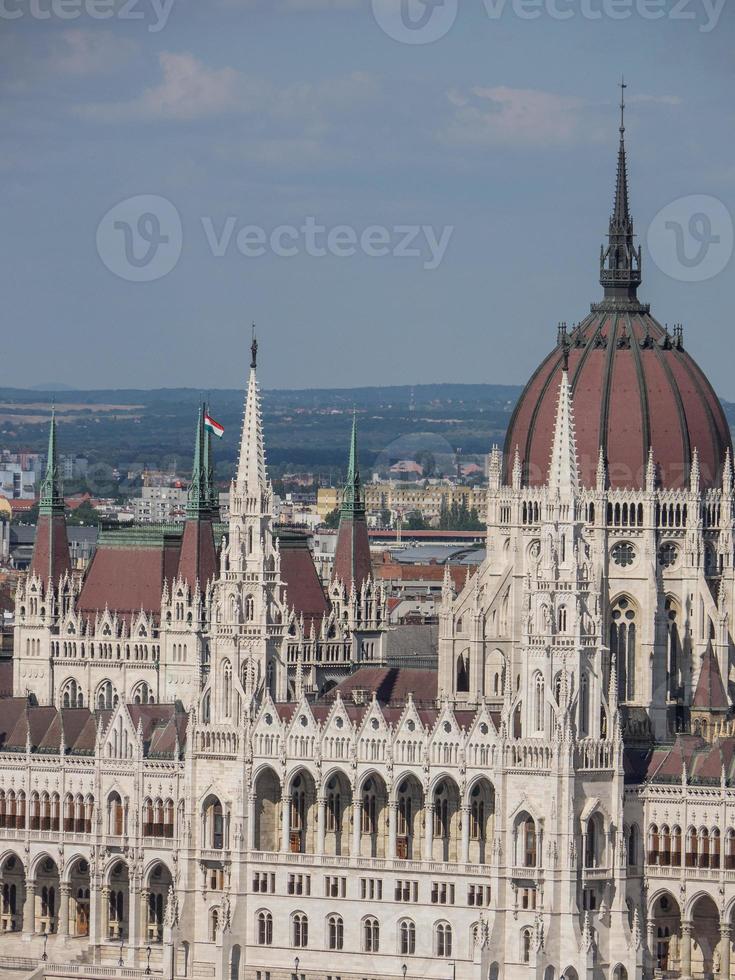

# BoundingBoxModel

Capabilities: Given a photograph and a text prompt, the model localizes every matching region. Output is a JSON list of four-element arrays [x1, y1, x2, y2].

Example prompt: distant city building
[[133, 485, 188, 523], [317, 480, 487, 524], [0, 463, 36, 500]]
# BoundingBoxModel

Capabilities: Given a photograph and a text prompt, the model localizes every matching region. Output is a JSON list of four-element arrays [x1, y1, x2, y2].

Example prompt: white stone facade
[[2, 356, 735, 980]]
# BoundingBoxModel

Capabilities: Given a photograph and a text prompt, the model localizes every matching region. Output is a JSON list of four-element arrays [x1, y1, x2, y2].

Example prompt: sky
[[1, 0, 734, 395]]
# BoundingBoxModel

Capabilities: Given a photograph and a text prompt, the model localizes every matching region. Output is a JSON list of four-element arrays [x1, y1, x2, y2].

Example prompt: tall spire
[[235, 326, 267, 493], [599, 78, 642, 307], [548, 361, 579, 497], [30, 408, 71, 588], [39, 408, 64, 516], [186, 405, 208, 518], [333, 412, 372, 591], [340, 411, 363, 517]]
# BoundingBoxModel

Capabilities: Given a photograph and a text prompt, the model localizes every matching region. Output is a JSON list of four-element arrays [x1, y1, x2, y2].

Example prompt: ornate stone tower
[[205, 334, 285, 722]]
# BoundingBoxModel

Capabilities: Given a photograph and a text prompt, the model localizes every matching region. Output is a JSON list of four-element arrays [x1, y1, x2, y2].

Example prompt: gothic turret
[[30, 409, 71, 589], [599, 79, 642, 308], [332, 412, 372, 592]]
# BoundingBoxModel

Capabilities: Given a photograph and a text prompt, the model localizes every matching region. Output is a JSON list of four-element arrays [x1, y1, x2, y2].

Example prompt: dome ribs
[[627, 311, 652, 483], [607, 317, 647, 488], [597, 314, 620, 475]]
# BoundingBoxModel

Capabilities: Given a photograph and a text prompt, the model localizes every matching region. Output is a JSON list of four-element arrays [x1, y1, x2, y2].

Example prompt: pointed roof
[[30, 409, 72, 588], [599, 79, 643, 307], [186, 405, 209, 518], [39, 409, 64, 516], [341, 412, 363, 517], [235, 330, 267, 493], [547, 361, 579, 496], [692, 642, 729, 712], [333, 413, 372, 591]]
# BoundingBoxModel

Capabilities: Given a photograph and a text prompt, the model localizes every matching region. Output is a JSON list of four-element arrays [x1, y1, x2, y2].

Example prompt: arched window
[[61, 679, 83, 708], [96, 680, 116, 711], [209, 909, 219, 943], [523, 817, 537, 868], [132, 682, 153, 705], [610, 597, 637, 701], [400, 919, 416, 955], [245, 595, 255, 622], [107, 792, 124, 836], [534, 673, 545, 732], [433, 782, 450, 840], [363, 917, 379, 953], [579, 673, 589, 736], [256, 911, 272, 946], [557, 605, 567, 633], [436, 922, 453, 958], [671, 826, 682, 867], [456, 650, 470, 693], [292, 912, 308, 948], [522, 927, 532, 964], [627, 824, 638, 866], [647, 824, 659, 865], [327, 914, 343, 951], [685, 826, 697, 868], [203, 796, 224, 850], [665, 598, 681, 700]]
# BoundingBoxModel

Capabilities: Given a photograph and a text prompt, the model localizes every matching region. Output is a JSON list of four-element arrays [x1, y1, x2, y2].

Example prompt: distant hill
[[0, 382, 732, 484]]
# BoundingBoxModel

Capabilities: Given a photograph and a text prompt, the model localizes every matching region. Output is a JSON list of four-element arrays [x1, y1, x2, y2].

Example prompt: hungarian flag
[[204, 413, 224, 439]]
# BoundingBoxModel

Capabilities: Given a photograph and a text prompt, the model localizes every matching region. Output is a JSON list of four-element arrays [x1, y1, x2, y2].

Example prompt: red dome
[[504, 310, 731, 490]]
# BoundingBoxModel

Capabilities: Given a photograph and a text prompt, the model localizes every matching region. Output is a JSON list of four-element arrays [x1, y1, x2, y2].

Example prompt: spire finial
[[619, 75, 627, 136], [250, 323, 258, 370]]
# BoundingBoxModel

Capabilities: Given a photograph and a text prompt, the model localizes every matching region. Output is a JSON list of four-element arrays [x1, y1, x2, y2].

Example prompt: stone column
[[646, 919, 656, 968], [352, 800, 362, 858], [424, 804, 434, 862], [59, 883, 71, 936], [22, 879, 36, 936], [280, 795, 291, 853], [681, 921, 693, 980], [140, 888, 151, 945], [247, 793, 256, 851], [388, 801, 398, 859], [129, 881, 141, 947], [461, 805, 471, 864], [316, 796, 326, 855], [720, 923, 731, 979]]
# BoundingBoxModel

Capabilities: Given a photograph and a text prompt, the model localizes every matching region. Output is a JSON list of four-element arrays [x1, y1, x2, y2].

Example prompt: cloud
[[74, 52, 379, 126], [442, 86, 589, 148], [75, 52, 244, 122], [441, 86, 683, 149], [46, 29, 138, 76]]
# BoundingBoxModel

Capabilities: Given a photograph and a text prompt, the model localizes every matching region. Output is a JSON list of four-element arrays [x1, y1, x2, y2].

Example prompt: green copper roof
[[39, 409, 64, 516], [186, 405, 209, 519], [340, 412, 365, 517], [203, 401, 218, 514]]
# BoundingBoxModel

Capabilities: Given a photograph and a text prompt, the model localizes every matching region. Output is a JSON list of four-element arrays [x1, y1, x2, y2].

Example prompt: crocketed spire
[[548, 360, 579, 497], [333, 412, 372, 591], [30, 408, 71, 588], [235, 329, 267, 495]]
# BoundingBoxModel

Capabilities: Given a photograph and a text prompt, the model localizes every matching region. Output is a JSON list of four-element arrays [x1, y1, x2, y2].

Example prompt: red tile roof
[[692, 643, 730, 712], [277, 528, 329, 628]]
